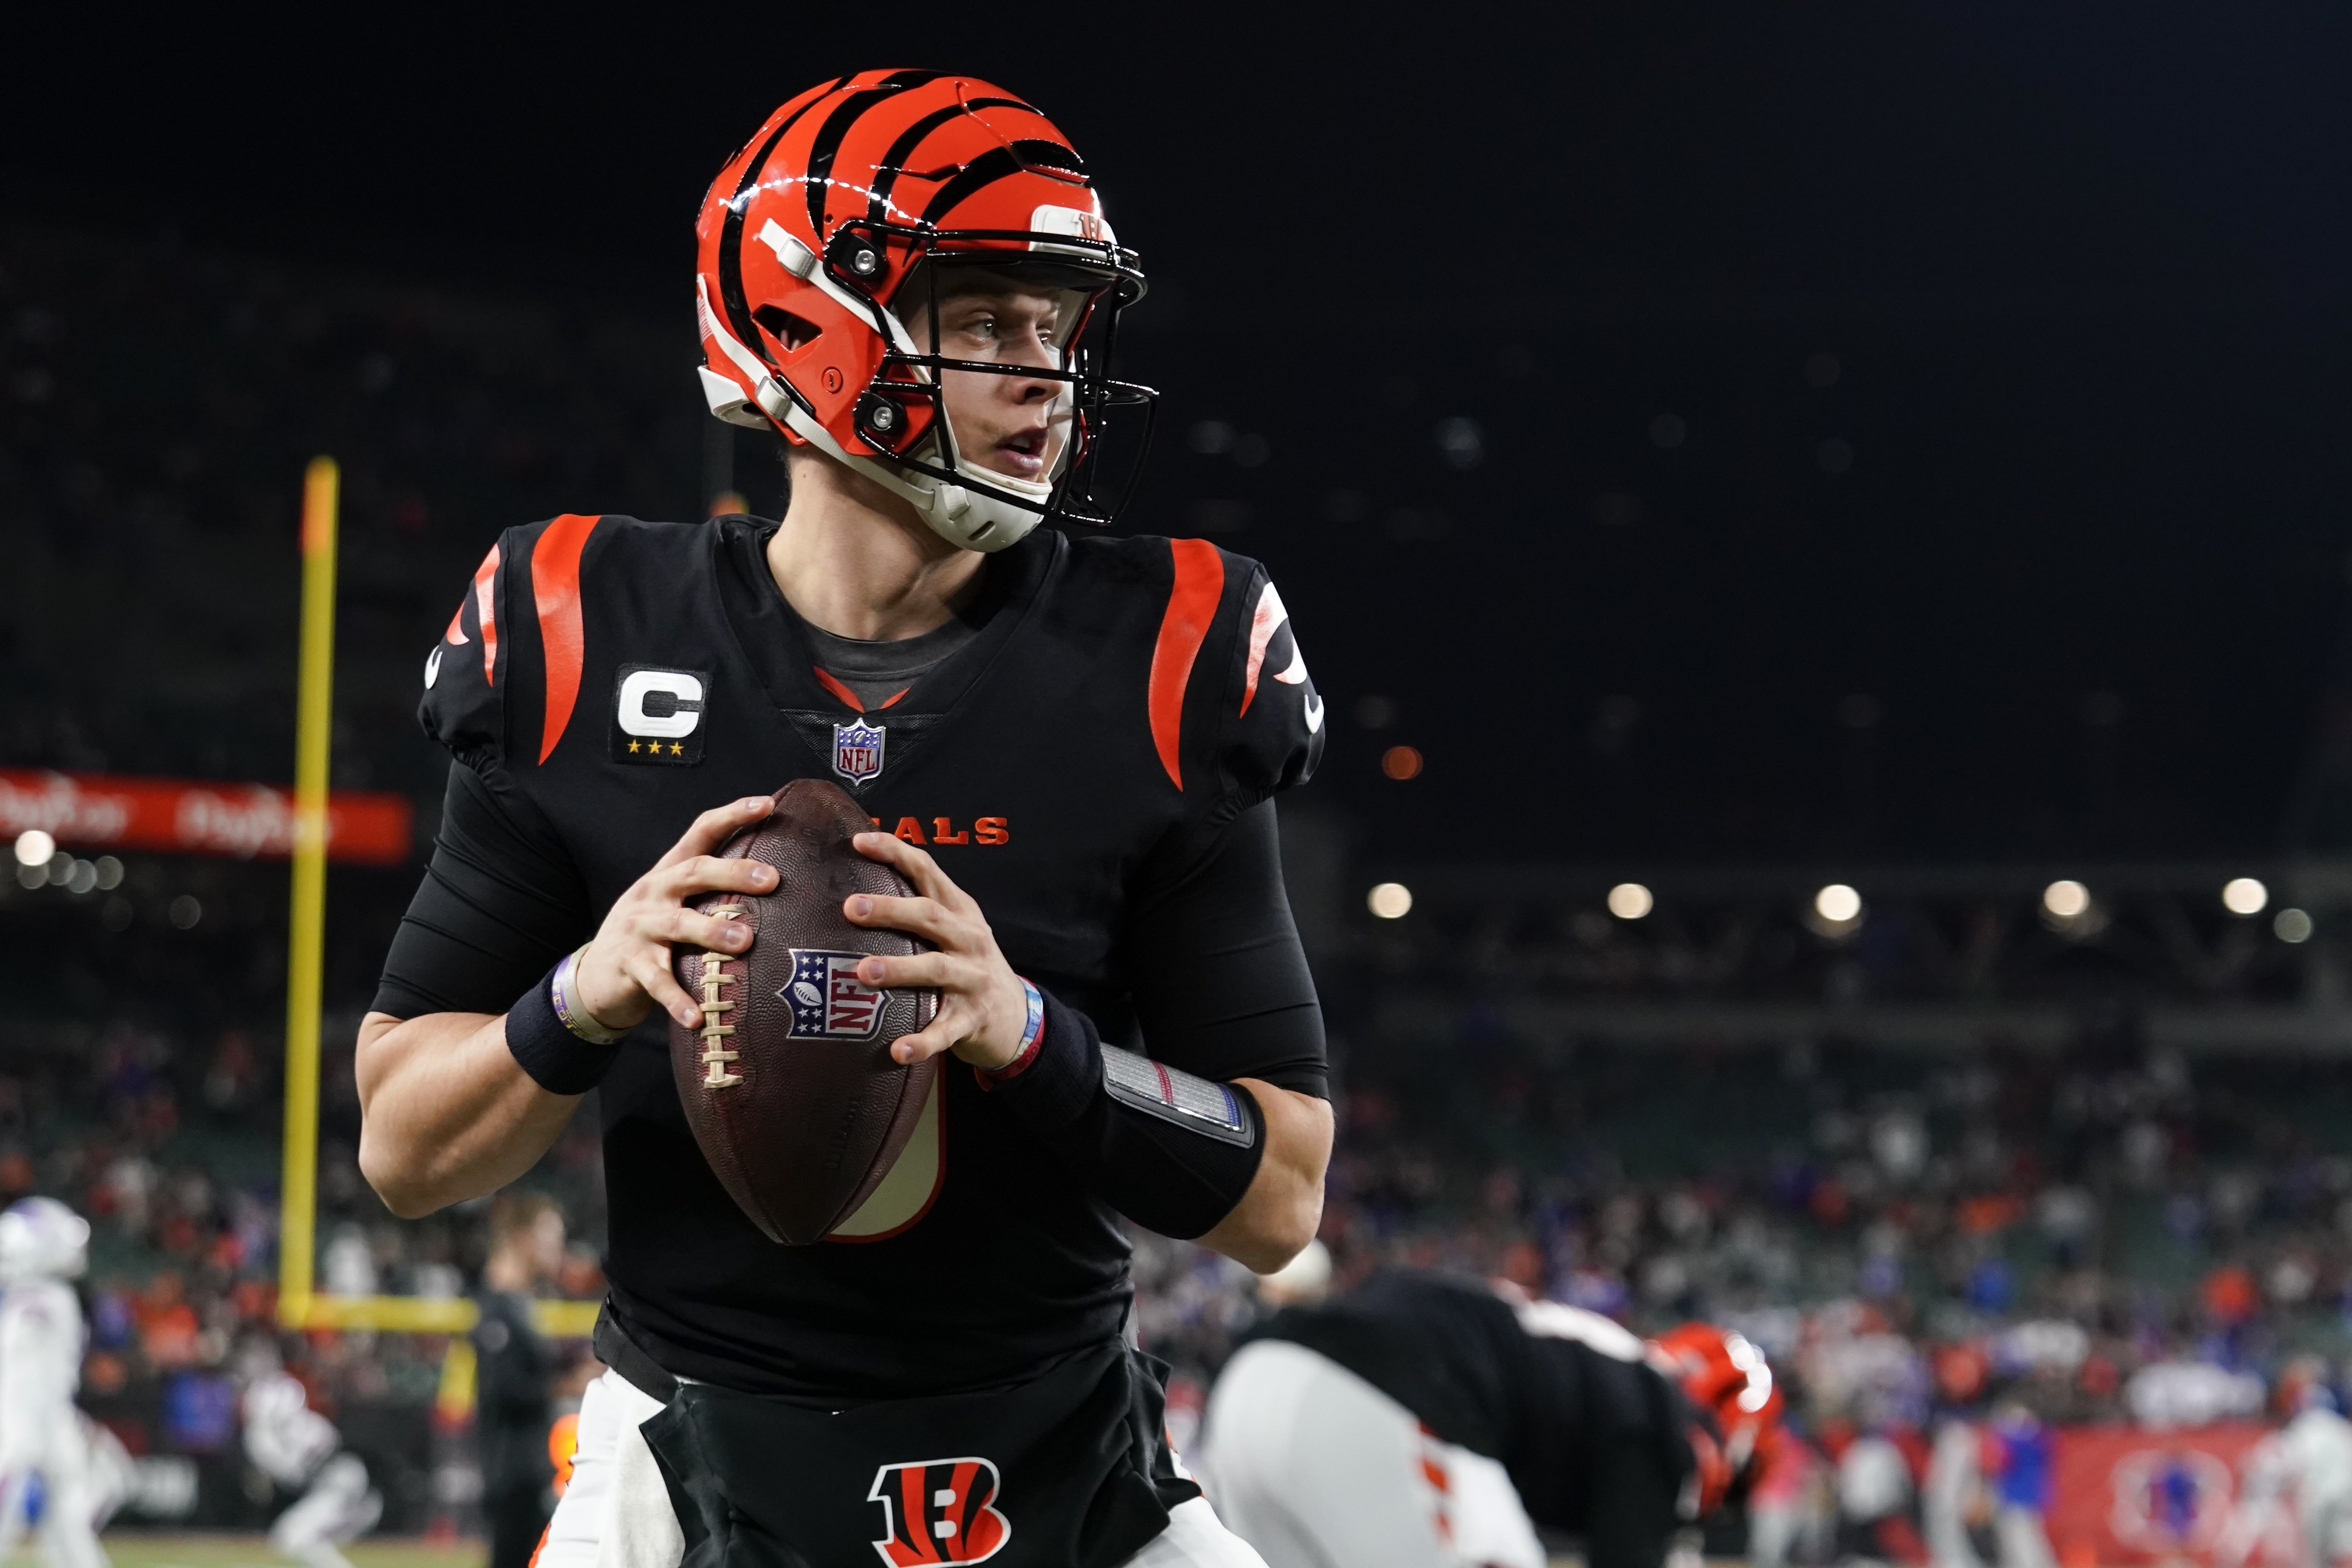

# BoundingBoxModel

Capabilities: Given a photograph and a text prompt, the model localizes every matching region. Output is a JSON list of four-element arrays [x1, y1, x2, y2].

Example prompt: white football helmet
[[0, 1196, 91, 1281]]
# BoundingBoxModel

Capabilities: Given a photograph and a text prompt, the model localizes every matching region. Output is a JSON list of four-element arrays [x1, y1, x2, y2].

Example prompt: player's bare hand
[[572, 796, 779, 1033], [844, 833, 1030, 1071]]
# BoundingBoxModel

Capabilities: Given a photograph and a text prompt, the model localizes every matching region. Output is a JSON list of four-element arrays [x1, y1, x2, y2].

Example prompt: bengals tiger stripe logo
[[867, 1457, 1010, 1565]]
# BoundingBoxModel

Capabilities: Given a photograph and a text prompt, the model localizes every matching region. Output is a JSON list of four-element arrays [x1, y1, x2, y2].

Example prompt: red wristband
[[977, 978, 1047, 1088]]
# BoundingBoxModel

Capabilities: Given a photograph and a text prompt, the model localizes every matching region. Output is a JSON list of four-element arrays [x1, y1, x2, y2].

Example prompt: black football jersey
[[1247, 1271, 1696, 1533], [406, 512, 1324, 1398]]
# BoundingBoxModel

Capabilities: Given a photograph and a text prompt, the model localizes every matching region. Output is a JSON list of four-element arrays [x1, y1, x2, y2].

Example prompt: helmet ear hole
[[855, 392, 912, 449], [752, 305, 823, 355], [827, 229, 888, 287]]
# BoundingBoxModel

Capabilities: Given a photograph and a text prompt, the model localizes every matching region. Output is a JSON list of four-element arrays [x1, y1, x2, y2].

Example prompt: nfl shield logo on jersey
[[867, 1457, 1009, 1566], [780, 950, 888, 1040], [833, 718, 886, 785]]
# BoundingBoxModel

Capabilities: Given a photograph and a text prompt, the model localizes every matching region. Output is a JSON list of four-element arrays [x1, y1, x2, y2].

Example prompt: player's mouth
[[990, 426, 1051, 480]]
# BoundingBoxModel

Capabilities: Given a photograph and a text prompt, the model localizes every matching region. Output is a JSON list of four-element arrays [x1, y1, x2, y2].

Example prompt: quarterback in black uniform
[[355, 72, 1329, 1568]]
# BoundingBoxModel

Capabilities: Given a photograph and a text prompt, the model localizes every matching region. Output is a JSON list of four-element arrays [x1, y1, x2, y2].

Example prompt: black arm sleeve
[[991, 989, 1268, 1240], [1120, 800, 1327, 1099], [370, 763, 595, 1019]]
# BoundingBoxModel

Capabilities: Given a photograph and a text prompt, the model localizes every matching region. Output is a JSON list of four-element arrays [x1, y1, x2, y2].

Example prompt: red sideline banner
[[0, 769, 413, 865], [2049, 1423, 2276, 1568]]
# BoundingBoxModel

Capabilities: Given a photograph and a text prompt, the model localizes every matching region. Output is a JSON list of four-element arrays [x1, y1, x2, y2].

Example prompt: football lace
[[698, 906, 744, 1089]]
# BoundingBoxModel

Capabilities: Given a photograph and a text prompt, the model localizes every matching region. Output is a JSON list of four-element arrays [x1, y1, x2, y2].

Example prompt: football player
[[2216, 1363, 2352, 1568], [1197, 1270, 1782, 1568], [237, 1343, 383, 1568], [355, 70, 1329, 1568], [0, 1197, 107, 1568]]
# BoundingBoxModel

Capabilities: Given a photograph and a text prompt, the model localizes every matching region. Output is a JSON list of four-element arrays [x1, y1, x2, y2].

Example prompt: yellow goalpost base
[[281, 1293, 602, 1339]]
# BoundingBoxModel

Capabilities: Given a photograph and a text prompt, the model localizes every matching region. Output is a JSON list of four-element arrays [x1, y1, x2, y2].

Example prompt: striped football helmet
[[694, 71, 1155, 552]]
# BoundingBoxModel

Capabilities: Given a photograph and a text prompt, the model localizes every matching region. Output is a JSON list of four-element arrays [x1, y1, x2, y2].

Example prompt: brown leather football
[[670, 779, 939, 1246]]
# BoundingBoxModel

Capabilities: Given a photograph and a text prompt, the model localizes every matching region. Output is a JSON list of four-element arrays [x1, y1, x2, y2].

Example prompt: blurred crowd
[[0, 1002, 606, 1536], [1133, 1038, 2352, 1564]]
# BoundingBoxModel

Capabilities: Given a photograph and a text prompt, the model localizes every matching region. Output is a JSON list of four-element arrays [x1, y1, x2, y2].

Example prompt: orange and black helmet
[[1650, 1322, 1787, 1509], [694, 71, 1154, 550]]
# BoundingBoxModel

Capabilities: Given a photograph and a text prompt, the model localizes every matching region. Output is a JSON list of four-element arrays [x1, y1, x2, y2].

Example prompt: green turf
[[75, 1537, 484, 1568]]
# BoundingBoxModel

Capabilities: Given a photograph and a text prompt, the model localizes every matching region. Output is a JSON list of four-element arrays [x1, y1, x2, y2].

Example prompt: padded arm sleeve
[[989, 988, 1267, 1240], [1122, 800, 1327, 1099], [370, 763, 595, 1019]]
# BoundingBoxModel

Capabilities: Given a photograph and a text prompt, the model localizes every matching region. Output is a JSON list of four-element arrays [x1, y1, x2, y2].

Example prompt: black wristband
[[505, 963, 624, 1095]]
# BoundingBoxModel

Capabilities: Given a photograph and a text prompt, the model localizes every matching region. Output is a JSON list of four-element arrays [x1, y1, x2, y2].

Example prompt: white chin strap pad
[[756, 378, 1049, 555]]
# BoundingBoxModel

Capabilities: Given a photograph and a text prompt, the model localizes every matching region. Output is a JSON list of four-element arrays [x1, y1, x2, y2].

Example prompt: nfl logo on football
[[833, 718, 886, 784], [781, 950, 888, 1040]]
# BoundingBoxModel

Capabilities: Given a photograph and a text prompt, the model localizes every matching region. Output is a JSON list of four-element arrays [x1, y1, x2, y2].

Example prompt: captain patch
[[611, 665, 710, 765]]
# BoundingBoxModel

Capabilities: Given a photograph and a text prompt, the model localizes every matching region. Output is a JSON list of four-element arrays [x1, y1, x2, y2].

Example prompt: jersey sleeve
[[419, 535, 515, 774], [373, 525, 596, 1018], [1201, 555, 1324, 822], [1123, 801, 1326, 1097]]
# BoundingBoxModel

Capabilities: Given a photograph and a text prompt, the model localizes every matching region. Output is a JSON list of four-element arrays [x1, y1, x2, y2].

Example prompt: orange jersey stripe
[[531, 515, 600, 763], [470, 543, 499, 682], [812, 666, 864, 711], [1147, 539, 1224, 790]]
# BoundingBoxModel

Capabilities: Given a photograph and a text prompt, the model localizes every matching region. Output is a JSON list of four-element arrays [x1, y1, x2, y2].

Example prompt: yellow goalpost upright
[[277, 456, 595, 1341]]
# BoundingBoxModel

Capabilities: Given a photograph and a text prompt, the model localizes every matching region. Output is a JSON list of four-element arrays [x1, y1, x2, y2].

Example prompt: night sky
[[9, 4, 2351, 864]]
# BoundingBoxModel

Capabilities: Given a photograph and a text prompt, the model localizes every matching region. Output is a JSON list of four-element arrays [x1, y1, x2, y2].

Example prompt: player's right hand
[[569, 797, 778, 1033]]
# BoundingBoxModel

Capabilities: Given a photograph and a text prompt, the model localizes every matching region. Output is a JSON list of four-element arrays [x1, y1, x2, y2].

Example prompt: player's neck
[[767, 454, 985, 642]]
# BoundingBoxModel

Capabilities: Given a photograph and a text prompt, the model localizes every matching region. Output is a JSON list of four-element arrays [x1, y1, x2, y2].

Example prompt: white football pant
[[540, 1368, 1268, 1568], [1195, 1338, 1548, 1568], [0, 1277, 106, 1568], [269, 1454, 383, 1568]]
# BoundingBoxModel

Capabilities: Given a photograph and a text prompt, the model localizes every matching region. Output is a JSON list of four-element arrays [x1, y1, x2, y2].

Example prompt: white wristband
[[550, 944, 627, 1047]]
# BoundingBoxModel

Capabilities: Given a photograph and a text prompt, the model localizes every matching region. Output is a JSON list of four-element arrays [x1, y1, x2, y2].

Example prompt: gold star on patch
[[669, 742, 685, 756], [627, 739, 641, 753]]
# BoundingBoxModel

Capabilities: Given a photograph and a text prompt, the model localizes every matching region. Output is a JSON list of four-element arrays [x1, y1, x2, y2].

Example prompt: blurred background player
[[239, 1339, 383, 1568], [473, 1193, 561, 1568], [1981, 1400, 2055, 1568], [1197, 1267, 1778, 1568], [0, 1196, 106, 1568], [2219, 1361, 2352, 1568], [1921, 1411, 1985, 1568]]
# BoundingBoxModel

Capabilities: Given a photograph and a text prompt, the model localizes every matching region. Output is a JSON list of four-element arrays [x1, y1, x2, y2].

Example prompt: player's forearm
[[1195, 1080, 1332, 1275], [355, 1009, 580, 1218]]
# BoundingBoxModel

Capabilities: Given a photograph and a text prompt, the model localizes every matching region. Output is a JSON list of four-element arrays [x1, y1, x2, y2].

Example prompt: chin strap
[[695, 281, 1056, 554]]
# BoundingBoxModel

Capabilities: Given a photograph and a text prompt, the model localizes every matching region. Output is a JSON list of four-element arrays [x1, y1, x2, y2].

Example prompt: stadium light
[[1814, 884, 1863, 924], [2042, 880, 2090, 920], [2276, 908, 2314, 944], [1608, 882, 1654, 920], [11, 829, 52, 867], [2222, 877, 2268, 916], [1367, 882, 1414, 919]]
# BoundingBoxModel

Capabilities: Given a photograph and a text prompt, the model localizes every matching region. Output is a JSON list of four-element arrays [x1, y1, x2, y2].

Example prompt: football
[[669, 779, 940, 1246]]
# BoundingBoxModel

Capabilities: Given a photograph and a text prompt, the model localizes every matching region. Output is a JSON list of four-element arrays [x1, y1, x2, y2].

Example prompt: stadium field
[[85, 1538, 487, 1568], [58, 1544, 1628, 1568]]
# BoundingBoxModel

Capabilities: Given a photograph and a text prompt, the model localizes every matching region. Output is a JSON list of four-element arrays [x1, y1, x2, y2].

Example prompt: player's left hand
[[843, 833, 1031, 1071]]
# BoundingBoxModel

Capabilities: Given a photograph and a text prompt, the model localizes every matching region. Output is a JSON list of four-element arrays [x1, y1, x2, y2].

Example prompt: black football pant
[[1581, 1436, 1680, 1568], [485, 1485, 552, 1568]]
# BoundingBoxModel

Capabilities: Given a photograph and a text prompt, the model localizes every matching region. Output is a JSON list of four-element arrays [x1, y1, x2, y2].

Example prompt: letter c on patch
[[617, 669, 706, 738]]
